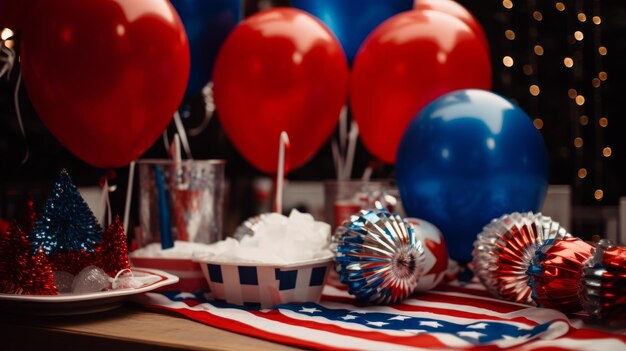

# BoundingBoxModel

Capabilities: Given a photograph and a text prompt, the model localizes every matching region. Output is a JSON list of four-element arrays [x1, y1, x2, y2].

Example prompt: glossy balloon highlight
[[414, 0, 489, 53], [396, 89, 549, 262]]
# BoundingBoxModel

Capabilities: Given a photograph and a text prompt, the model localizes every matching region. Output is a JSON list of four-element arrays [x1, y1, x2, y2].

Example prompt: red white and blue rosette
[[580, 239, 626, 319], [333, 210, 426, 305], [472, 212, 570, 304], [526, 237, 594, 312]]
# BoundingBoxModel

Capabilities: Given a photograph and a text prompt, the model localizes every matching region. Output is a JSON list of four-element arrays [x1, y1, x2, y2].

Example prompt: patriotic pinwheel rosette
[[580, 239, 626, 319], [472, 212, 570, 304], [333, 210, 425, 305], [526, 237, 594, 312]]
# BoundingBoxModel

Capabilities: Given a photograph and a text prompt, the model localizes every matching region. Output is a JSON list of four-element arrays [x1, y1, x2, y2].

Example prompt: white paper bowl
[[194, 255, 334, 309]]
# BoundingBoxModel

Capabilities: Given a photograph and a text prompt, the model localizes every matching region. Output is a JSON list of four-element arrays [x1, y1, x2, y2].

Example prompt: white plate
[[0, 268, 179, 315]]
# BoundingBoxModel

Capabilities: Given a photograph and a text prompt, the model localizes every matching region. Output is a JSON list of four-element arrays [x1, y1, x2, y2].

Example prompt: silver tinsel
[[472, 212, 570, 304], [333, 210, 425, 305]]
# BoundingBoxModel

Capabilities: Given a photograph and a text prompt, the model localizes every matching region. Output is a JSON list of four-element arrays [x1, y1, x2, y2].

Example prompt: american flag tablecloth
[[136, 279, 626, 351]]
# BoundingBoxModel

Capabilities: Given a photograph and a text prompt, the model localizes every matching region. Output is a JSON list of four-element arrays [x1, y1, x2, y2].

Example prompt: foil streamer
[[333, 210, 425, 305], [581, 239, 626, 319], [472, 212, 570, 304], [527, 237, 594, 312]]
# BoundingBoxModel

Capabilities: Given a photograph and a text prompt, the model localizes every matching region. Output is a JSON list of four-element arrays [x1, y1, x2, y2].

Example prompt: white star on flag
[[388, 315, 411, 321], [351, 309, 370, 314], [467, 323, 489, 329], [366, 321, 389, 327], [502, 334, 531, 341], [341, 314, 358, 320], [458, 331, 486, 339], [419, 321, 443, 328], [174, 292, 196, 299], [299, 307, 321, 314]]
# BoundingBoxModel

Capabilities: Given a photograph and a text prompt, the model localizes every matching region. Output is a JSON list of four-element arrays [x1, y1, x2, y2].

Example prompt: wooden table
[[0, 303, 302, 351]]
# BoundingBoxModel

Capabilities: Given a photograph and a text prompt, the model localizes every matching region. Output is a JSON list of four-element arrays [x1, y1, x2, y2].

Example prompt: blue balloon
[[170, 0, 241, 97], [396, 89, 549, 262], [291, 0, 413, 64]]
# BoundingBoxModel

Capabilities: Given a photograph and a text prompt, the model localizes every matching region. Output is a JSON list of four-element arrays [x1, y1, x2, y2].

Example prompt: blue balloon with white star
[[396, 89, 549, 263]]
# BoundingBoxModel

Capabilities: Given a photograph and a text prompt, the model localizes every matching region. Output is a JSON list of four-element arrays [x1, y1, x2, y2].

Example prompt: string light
[[574, 137, 583, 148], [577, 13, 587, 22], [592, 78, 601, 87], [602, 147, 612, 157], [502, 56, 514, 67], [555, 2, 565, 11], [534, 45, 544, 56], [575, 95, 585, 105], [505, 29, 516, 40], [533, 118, 543, 129], [502, 0, 513, 9], [598, 71, 607, 81], [578, 168, 587, 179], [598, 46, 607, 55], [523, 65, 533, 75], [533, 11, 543, 21], [579, 115, 589, 126], [599, 117, 608, 127], [592, 16, 601, 24], [574, 31, 584, 41], [563, 57, 574, 67], [568, 88, 577, 99], [594, 189, 604, 201], [1, 28, 14, 40], [529, 85, 540, 96]]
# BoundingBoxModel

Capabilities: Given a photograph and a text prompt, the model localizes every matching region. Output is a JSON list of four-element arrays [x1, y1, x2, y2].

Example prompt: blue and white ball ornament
[[333, 210, 426, 304]]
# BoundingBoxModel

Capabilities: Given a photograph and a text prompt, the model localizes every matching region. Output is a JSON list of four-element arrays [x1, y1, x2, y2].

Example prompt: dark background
[[0, 0, 623, 239]]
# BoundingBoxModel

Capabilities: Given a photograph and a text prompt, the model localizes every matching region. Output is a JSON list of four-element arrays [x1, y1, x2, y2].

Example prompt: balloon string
[[99, 179, 112, 227], [331, 139, 343, 181], [332, 106, 360, 181], [0, 39, 15, 79], [338, 105, 348, 154], [162, 130, 170, 152], [123, 161, 136, 235], [341, 122, 359, 180], [361, 160, 375, 181], [188, 82, 215, 137], [14, 70, 29, 164], [173, 111, 193, 159], [274, 131, 290, 214]]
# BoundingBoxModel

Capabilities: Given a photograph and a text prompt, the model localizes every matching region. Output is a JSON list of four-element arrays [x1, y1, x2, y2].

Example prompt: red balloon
[[415, 0, 489, 53], [21, 0, 190, 168], [213, 8, 349, 174], [350, 10, 491, 163]]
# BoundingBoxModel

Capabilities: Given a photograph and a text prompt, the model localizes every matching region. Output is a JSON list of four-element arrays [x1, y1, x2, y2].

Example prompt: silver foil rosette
[[472, 212, 570, 304], [580, 239, 626, 319], [333, 210, 425, 305]]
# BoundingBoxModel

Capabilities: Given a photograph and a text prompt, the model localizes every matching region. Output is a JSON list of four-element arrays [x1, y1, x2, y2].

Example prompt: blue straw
[[155, 165, 174, 249]]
